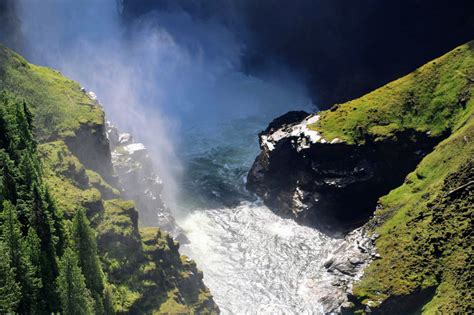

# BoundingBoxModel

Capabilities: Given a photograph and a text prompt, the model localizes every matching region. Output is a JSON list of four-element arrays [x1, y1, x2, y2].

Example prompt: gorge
[[0, 1, 472, 314]]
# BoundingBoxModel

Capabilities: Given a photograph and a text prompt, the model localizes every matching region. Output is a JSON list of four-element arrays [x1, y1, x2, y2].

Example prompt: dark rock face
[[247, 113, 441, 234], [64, 122, 116, 184], [121, 0, 474, 107]]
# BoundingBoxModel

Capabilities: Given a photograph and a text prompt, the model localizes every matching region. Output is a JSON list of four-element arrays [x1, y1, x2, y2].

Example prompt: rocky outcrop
[[56, 89, 116, 185], [106, 122, 188, 243], [248, 42, 474, 313], [316, 227, 378, 313], [247, 111, 439, 235]]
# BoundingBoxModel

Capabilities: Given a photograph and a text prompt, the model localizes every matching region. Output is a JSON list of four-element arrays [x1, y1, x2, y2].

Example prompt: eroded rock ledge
[[247, 111, 440, 235]]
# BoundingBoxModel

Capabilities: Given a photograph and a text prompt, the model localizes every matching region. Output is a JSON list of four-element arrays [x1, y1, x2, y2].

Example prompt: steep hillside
[[248, 42, 473, 313], [0, 45, 218, 314]]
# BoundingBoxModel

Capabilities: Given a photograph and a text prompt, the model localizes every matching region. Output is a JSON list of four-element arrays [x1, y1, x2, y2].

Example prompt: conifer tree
[[44, 187, 66, 256], [21, 100, 33, 129], [0, 94, 65, 313], [14, 102, 32, 151], [0, 152, 18, 204], [56, 248, 94, 315], [24, 227, 43, 287], [72, 208, 106, 313], [0, 241, 21, 313], [30, 183, 60, 312], [1, 201, 41, 313], [0, 105, 8, 149]]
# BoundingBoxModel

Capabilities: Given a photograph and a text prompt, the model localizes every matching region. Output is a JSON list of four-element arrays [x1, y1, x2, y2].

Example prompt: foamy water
[[179, 201, 343, 314]]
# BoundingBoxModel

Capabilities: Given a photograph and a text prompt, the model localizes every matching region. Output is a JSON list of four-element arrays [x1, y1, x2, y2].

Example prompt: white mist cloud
[[15, 0, 313, 210]]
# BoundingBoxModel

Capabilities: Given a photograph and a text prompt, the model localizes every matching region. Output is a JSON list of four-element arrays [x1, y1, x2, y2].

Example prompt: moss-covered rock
[[247, 41, 473, 231], [0, 45, 103, 141], [140, 227, 218, 314], [350, 95, 473, 314], [38, 140, 108, 220], [0, 45, 115, 181]]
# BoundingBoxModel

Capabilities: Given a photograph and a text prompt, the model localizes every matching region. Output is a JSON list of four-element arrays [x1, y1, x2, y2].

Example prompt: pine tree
[[0, 152, 18, 205], [24, 227, 43, 289], [22, 100, 33, 130], [14, 100, 34, 151], [44, 188, 66, 256], [72, 209, 106, 313], [30, 183, 60, 313], [0, 241, 21, 313], [56, 248, 94, 315], [0, 94, 66, 313], [0, 105, 8, 150], [0, 201, 41, 313]]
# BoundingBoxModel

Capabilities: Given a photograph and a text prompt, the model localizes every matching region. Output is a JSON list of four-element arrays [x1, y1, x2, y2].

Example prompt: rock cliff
[[248, 112, 440, 235], [248, 41, 474, 313], [106, 122, 188, 243]]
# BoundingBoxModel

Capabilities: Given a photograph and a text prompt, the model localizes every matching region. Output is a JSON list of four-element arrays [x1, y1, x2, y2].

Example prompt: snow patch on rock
[[118, 133, 133, 145], [260, 114, 334, 153], [123, 143, 146, 155]]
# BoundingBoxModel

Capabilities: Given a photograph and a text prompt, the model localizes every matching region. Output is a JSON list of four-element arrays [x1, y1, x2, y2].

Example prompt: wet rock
[[340, 301, 355, 315], [316, 227, 377, 313], [106, 122, 188, 243], [247, 111, 440, 234]]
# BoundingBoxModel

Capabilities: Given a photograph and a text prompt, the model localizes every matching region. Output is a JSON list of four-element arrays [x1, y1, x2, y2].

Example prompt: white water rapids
[[179, 202, 343, 314]]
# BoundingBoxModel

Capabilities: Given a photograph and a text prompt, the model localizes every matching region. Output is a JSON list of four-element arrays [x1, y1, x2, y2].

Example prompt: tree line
[[0, 92, 112, 314]]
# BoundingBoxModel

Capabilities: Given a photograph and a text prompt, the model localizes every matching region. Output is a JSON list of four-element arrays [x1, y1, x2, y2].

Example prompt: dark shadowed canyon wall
[[122, 0, 474, 107]]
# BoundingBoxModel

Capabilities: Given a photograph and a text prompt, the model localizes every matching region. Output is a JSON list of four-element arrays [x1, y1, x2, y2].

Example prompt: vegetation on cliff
[[0, 44, 103, 140], [310, 42, 473, 313], [310, 42, 474, 145], [0, 46, 218, 314]]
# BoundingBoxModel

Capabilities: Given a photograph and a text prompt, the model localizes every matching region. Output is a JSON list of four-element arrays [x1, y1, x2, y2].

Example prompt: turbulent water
[[180, 203, 342, 314], [174, 118, 343, 314]]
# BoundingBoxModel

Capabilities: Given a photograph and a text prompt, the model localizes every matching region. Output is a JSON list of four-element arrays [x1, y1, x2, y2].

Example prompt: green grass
[[310, 42, 474, 144], [140, 227, 217, 314], [155, 289, 190, 314], [305, 41, 474, 313], [38, 140, 105, 218], [0, 45, 103, 141], [101, 199, 139, 239], [352, 116, 473, 311], [108, 284, 142, 314]]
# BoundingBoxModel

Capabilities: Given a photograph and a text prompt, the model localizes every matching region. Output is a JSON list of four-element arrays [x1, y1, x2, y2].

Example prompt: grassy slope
[[0, 46, 217, 314], [311, 42, 473, 313], [0, 44, 102, 140], [310, 42, 474, 145]]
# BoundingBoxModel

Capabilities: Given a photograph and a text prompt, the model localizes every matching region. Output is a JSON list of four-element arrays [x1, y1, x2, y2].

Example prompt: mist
[[14, 0, 313, 208]]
